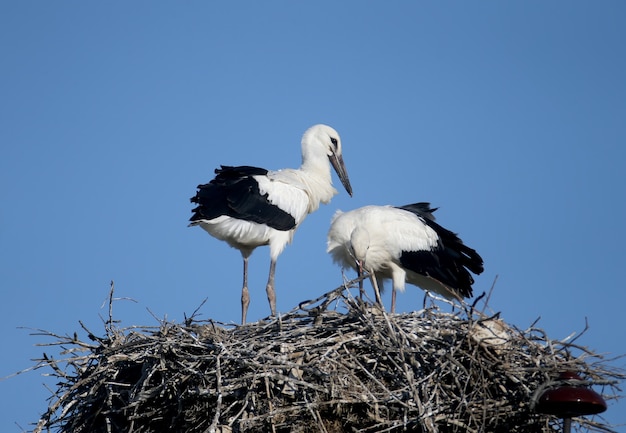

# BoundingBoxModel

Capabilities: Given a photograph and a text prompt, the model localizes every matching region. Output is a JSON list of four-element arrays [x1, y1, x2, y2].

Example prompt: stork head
[[349, 226, 371, 271], [302, 124, 353, 196]]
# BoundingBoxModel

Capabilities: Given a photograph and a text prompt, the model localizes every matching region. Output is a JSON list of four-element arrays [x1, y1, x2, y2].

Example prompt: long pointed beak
[[329, 153, 353, 196], [356, 259, 365, 297], [356, 259, 363, 275]]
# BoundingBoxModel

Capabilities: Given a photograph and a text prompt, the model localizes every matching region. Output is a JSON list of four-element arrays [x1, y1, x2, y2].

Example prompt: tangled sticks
[[31, 283, 623, 433]]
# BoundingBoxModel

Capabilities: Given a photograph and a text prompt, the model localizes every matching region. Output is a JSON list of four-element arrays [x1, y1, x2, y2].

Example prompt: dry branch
[[27, 282, 624, 433]]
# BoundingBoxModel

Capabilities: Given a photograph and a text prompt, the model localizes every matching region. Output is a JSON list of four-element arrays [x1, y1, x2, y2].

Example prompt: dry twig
[[26, 281, 624, 433]]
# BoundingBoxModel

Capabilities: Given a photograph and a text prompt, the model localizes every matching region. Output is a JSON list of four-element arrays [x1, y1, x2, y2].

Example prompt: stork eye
[[330, 137, 338, 149]]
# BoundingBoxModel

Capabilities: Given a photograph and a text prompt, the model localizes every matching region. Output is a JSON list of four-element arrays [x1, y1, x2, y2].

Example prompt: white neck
[[298, 156, 337, 213]]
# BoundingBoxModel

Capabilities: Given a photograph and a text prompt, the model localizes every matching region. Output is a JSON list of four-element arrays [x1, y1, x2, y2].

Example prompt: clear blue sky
[[2, 2, 625, 431]]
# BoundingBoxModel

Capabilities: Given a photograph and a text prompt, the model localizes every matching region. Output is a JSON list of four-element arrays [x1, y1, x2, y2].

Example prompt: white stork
[[190, 124, 352, 324], [327, 203, 483, 312]]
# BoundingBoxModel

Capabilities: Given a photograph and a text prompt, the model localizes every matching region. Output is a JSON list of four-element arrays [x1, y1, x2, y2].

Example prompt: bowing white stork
[[327, 203, 483, 312], [190, 124, 352, 324]]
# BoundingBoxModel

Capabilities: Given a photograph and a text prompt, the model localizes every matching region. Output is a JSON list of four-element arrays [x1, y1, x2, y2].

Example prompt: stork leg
[[241, 256, 250, 325], [391, 288, 397, 314], [265, 259, 277, 317]]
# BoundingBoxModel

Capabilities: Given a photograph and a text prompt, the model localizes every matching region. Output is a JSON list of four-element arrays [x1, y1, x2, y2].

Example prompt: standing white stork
[[190, 124, 352, 324], [327, 203, 483, 312]]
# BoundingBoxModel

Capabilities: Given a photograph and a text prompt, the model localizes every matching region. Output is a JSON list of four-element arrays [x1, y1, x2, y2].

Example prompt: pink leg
[[266, 259, 277, 317], [241, 257, 250, 324]]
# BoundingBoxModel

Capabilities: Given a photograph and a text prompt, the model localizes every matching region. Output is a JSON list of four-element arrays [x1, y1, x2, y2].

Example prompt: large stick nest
[[29, 282, 623, 433]]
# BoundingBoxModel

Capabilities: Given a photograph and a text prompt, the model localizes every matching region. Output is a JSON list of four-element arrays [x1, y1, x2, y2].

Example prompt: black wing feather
[[396, 202, 484, 298], [190, 165, 297, 231], [397, 202, 438, 221]]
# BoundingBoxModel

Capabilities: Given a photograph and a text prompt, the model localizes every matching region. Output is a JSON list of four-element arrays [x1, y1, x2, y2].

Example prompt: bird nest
[[28, 282, 623, 433]]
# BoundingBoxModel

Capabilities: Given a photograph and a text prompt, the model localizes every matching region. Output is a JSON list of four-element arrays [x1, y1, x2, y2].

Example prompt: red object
[[536, 372, 607, 417]]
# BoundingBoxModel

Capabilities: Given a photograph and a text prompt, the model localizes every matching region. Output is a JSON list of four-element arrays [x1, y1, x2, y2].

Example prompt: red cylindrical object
[[535, 372, 607, 417]]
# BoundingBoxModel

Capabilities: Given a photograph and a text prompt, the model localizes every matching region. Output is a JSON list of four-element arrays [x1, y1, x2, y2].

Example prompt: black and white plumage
[[326, 203, 483, 312], [190, 124, 352, 324]]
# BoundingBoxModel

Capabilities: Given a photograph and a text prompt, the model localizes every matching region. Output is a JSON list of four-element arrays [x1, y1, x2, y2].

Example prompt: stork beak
[[356, 259, 365, 298], [329, 153, 353, 196], [356, 259, 363, 274]]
